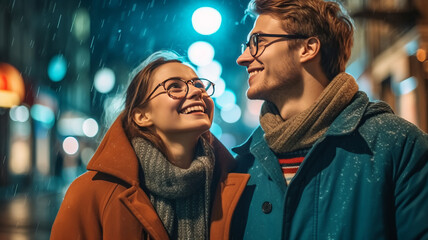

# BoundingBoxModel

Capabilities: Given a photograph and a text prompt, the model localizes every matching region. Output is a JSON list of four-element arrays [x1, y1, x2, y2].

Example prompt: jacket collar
[[87, 113, 140, 186], [233, 91, 392, 155]]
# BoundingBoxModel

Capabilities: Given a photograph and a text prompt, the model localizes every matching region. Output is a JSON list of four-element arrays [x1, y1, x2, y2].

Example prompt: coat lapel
[[119, 185, 170, 240], [210, 173, 250, 240]]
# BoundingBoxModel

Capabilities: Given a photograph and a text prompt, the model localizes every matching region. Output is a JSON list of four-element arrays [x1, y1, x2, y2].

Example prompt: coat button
[[262, 201, 272, 214]]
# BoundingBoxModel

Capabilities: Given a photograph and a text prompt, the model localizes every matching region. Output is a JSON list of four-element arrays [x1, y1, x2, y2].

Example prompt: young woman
[[50, 51, 249, 240]]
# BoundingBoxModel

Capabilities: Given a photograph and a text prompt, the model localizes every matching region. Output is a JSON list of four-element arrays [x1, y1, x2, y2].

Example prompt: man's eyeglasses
[[143, 77, 215, 104], [241, 33, 309, 57]]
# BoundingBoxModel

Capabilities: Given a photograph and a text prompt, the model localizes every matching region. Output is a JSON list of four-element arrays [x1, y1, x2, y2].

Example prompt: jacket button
[[262, 201, 272, 214]]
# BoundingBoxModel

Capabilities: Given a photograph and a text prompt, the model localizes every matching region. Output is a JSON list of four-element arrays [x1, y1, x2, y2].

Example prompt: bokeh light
[[210, 122, 223, 139], [47, 55, 67, 82], [197, 60, 223, 81], [192, 7, 222, 35], [30, 104, 55, 128], [82, 118, 99, 137], [187, 41, 215, 67], [9, 140, 31, 175], [212, 78, 226, 98], [399, 77, 418, 95], [220, 133, 237, 149], [72, 8, 90, 41], [220, 104, 242, 123], [214, 89, 236, 109], [63, 137, 79, 155], [94, 68, 116, 93], [9, 105, 30, 122]]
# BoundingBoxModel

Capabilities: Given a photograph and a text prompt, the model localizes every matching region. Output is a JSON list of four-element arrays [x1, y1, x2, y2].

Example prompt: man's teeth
[[249, 70, 262, 77], [181, 105, 205, 114]]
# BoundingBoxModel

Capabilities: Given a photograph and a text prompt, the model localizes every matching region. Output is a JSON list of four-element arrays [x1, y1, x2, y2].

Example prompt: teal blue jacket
[[231, 92, 428, 240]]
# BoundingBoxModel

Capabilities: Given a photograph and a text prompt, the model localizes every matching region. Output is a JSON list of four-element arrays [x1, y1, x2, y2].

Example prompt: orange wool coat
[[50, 115, 249, 240]]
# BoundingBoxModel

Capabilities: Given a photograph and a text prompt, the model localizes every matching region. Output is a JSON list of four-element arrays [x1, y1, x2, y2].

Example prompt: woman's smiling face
[[135, 62, 214, 140]]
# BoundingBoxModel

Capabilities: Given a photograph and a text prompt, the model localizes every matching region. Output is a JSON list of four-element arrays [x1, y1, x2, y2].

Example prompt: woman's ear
[[299, 37, 321, 63], [133, 108, 153, 127]]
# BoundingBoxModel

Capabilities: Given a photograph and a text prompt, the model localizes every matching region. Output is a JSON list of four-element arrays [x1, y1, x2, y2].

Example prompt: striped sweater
[[277, 149, 310, 185]]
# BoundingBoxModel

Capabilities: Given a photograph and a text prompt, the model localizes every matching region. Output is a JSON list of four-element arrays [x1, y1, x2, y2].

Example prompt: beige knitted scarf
[[260, 73, 359, 154]]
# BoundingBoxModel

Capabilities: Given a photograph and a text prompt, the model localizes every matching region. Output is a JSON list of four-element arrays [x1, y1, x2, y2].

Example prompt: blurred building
[[346, 0, 428, 130]]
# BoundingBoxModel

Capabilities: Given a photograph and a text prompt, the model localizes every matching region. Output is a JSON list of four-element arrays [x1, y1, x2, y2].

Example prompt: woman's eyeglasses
[[142, 78, 215, 104]]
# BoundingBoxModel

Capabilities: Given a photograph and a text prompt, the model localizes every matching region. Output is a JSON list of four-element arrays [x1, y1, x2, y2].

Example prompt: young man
[[231, 0, 428, 239]]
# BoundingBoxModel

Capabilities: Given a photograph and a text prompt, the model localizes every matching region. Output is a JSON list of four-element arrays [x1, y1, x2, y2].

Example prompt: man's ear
[[133, 108, 153, 127], [300, 37, 321, 63]]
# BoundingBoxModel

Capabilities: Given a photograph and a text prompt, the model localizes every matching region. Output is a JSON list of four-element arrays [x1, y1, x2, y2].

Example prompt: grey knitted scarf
[[260, 72, 359, 153], [131, 137, 215, 240]]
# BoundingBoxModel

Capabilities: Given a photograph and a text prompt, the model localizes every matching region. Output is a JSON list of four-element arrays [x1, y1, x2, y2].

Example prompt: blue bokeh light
[[192, 7, 222, 35], [48, 55, 67, 82], [10, 105, 30, 122], [210, 122, 223, 139], [188, 41, 215, 67], [30, 104, 55, 128], [197, 60, 222, 81], [212, 78, 226, 98], [214, 89, 236, 109], [220, 104, 242, 123], [94, 68, 116, 94], [399, 77, 418, 95]]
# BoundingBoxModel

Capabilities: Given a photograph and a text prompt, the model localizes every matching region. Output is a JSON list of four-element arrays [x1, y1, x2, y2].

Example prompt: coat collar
[[233, 91, 392, 155], [87, 113, 140, 186]]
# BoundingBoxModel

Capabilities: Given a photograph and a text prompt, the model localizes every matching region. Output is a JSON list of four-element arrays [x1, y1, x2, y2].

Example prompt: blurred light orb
[[30, 104, 55, 128], [57, 117, 84, 136], [10, 140, 31, 175], [210, 122, 223, 139], [197, 60, 222, 81], [72, 8, 90, 41], [215, 89, 236, 109], [82, 118, 99, 137], [63, 136, 79, 155], [94, 68, 115, 93], [192, 7, 222, 35], [212, 78, 226, 98], [220, 104, 242, 123], [48, 55, 67, 82], [399, 77, 418, 95], [416, 48, 427, 62], [220, 133, 237, 149], [10, 105, 30, 122], [247, 99, 263, 115], [188, 41, 215, 67], [103, 95, 125, 126]]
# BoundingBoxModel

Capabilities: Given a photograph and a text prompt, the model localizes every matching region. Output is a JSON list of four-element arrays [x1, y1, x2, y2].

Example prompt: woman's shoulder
[[62, 171, 131, 210]]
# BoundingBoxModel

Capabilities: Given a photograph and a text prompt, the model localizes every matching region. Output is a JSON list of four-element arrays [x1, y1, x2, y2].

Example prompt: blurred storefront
[[347, 0, 428, 131]]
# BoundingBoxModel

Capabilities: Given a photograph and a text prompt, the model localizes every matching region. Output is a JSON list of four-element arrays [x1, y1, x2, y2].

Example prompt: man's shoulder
[[355, 102, 428, 152], [362, 103, 426, 136]]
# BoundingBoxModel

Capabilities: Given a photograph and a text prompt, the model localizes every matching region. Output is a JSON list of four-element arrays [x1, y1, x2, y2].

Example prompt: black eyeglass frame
[[242, 33, 309, 57], [142, 77, 215, 105]]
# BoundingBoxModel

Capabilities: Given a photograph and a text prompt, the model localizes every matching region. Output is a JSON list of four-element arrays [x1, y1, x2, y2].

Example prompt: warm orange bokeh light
[[0, 63, 25, 108]]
